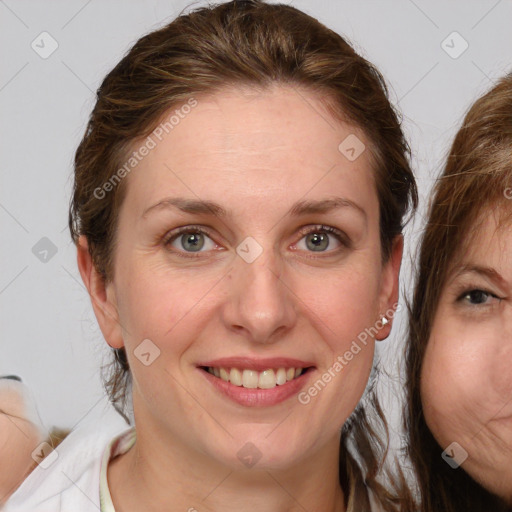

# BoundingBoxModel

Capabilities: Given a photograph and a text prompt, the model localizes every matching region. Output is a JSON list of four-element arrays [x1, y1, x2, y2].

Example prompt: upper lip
[[197, 357, 316, 372]]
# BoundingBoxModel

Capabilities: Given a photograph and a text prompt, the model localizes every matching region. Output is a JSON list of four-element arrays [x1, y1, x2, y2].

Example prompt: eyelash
[[162, 224, 349, 259]]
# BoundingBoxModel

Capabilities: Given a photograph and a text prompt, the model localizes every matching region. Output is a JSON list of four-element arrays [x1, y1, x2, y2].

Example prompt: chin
[[209, 434, 310, 472]]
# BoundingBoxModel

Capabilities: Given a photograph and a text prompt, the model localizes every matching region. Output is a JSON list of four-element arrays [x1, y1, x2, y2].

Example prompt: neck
[[108, 423, 346, 512]]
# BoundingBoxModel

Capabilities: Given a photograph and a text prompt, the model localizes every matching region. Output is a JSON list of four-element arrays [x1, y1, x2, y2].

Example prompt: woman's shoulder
[[3, 403, 130, 512]]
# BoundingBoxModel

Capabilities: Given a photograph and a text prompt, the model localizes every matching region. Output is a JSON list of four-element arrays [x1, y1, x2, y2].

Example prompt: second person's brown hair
[[405, 73, 512, 512]]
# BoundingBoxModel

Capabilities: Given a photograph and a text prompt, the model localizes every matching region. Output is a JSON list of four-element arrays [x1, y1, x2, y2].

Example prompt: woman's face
[[421, 209, 512, 501], [88, 84, 400, 470]]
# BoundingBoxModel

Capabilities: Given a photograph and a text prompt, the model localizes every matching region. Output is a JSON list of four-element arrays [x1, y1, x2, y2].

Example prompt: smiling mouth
[[200, 366, 313, 389]]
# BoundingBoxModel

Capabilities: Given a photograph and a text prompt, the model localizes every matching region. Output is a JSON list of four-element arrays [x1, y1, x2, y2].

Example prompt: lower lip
[[198, 368, 313, 407]]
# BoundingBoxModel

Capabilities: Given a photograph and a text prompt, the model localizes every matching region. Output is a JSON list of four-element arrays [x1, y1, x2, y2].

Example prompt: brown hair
[[68, 1, 417, 508], [405, 73, 512, 511]]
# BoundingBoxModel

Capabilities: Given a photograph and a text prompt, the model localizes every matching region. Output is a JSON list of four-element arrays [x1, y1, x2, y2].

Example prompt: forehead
[[121, 84, 377, 217], [452, 207, 512, 271]]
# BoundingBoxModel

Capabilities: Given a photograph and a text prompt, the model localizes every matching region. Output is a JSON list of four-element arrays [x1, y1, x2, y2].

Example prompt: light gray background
[[1, 0, 511, 436]]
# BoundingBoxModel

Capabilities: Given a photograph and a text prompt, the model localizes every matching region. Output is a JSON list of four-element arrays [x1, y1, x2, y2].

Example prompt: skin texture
[[77, 84, 402, 512], [422, 210, 512, 503]]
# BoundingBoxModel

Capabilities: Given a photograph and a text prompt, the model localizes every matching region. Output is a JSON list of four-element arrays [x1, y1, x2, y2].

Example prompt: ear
[[375, 234, 403, 341], [76, 235, 124, 349]]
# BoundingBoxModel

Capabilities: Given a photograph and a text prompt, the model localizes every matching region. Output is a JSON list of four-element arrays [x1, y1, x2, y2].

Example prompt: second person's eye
[[457, 288, 501, 306]]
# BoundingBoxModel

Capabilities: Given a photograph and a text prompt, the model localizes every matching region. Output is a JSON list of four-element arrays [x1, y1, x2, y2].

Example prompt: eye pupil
[[306, 232, 329, 252], [182, 232, 204, 252], [468, 290, 487, 304]]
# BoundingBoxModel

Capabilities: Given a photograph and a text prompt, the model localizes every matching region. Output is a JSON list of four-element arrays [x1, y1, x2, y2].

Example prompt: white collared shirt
[[4, 403, 130, 512]]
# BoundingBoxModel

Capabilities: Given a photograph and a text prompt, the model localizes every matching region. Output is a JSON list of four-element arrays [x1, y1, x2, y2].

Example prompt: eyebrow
[[141, 196, 367, 220], [449, 264, 508, 289]]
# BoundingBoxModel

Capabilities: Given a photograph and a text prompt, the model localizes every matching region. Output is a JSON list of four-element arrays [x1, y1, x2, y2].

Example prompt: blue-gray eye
[[165, 228, 216, 254], [180, 232, 205, 252], [296, 226, 345, 253], [306, 232, 330, 251]]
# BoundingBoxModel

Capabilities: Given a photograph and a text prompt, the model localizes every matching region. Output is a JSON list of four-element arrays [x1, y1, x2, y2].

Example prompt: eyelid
[[296, 224, 346, 238], [448, 268, 509, 297], [452, 277, 503, 298], [162, 225, 219, 251], [163, 224, 214, 242]]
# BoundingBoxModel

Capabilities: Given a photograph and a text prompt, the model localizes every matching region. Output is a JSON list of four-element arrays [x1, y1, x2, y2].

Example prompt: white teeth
[[229, 368, 243, 386], [242, 369, 259, 388], [258, 369, 276, 389], [276, 368, 287, 385], [208, 366, 306, 389]]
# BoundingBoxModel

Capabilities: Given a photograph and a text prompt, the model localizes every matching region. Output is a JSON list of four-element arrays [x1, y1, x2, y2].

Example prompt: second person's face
[[421, 209, 512, 502]]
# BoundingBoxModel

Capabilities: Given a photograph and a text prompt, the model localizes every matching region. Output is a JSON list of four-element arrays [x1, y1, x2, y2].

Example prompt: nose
[[220, 246, 298, 345]]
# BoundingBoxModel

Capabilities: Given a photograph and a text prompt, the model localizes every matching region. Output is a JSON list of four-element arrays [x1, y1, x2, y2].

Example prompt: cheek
[[295, 260, 382, 341], [294, 266, 380, 406], [422, 320, 512, 440], [421, 337, 453, 439], [420, 334, 471, 453], [487, 324, 512, 403], [114, 259, 221, 356]]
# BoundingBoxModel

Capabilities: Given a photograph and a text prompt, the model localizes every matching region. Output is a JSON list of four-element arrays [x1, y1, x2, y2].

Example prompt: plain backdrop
[[1, 0, 511, 442]]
